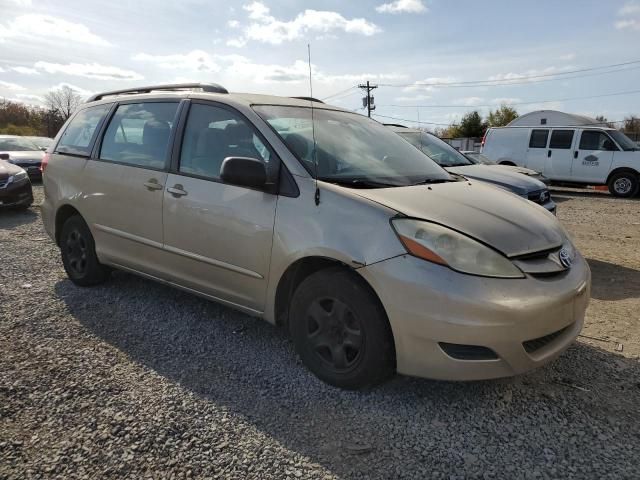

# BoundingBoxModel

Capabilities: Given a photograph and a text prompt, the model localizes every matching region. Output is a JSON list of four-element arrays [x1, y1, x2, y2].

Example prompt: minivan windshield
[[0, 136, 41, 152], [253, 106, 452, 187], [396, 131, 474, 167], [609, 130, 638, 151]]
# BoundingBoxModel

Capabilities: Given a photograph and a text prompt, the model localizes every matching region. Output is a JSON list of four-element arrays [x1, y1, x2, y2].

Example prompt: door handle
[[574, 151, 578, 159], [167, 185, 188, 197], [547, 150, 552, 158], [144, 180, 163, 191]]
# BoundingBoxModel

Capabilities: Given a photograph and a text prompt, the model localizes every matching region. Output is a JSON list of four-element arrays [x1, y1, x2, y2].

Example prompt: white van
[[482, 126, 640, 197]]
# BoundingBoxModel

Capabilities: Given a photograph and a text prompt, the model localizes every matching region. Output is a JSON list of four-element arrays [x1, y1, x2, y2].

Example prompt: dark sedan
[[0, 135, 45, 180], [0, 159, 33, 209]]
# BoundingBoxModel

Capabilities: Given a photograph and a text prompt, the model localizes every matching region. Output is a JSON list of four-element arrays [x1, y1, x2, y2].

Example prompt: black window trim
[[54, 102, 114, 158], [528, 129, 549, 149], [549, 129, 575, 150], [578, 129, 620, 152], [91, 98, 184, 172], [169, 98, 295, 196]]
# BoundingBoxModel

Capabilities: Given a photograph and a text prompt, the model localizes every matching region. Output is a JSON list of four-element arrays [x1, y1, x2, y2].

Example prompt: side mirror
[[0, 153, 10, 160], [40, 147, 47, 152], [220, 157, 267, 189]]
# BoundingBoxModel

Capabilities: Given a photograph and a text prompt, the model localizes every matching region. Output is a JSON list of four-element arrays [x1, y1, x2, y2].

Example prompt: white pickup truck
[[482, 126, 640, 197]]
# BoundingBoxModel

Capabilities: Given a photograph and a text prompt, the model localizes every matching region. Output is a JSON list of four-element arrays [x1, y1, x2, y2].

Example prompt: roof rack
[[291, 96, 325, 104], [86, 83, 229, 102]]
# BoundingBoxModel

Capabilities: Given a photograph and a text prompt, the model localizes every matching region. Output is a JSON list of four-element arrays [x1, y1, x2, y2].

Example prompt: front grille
[[439, 343, 499, 360], [523, 325, 571, 353], [528, 189, 551, 205]]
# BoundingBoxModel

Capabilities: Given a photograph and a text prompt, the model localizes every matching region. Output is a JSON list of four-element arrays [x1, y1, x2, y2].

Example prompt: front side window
[[100, 102, 179, 169], [579, 131, 617, 151], [549, 130, 575, 149], [529, 129, 549, 148], [57, 104, 111, 156], [254, 105, 451, 187], [179, 103, 273, 181]]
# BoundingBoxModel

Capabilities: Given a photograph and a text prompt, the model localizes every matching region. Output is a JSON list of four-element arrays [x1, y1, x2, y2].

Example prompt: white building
[[507, 110, 607, 127]]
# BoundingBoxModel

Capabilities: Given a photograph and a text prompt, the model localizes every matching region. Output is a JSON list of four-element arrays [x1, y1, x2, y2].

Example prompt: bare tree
[[43, 85, 83, 121]]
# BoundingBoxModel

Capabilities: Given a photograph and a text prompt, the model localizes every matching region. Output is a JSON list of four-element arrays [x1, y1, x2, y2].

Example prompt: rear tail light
[[41, 152, 51, 173]]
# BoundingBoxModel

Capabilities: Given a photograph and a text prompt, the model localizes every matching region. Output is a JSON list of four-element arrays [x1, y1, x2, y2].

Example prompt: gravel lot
[[1, 185, 639, 479]]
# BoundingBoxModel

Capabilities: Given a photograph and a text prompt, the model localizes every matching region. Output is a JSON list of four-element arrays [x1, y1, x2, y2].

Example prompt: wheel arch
[[606, 167, 639, 185], [54, 204, 83, 246]]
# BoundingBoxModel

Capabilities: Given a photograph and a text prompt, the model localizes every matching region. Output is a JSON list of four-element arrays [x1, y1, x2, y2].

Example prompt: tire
[[607, 171, 639, 198], [60, 215, 110, 286], [289, 267, 395, 389]]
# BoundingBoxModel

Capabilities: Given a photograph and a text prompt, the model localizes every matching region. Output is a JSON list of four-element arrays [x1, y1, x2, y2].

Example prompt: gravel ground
[[1, 185, 639, 479]]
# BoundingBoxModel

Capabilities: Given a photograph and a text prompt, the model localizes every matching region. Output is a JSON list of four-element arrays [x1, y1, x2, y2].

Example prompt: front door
[[162, 102, 278, 313], [525, 129, 549, 173], [82, 101, 180, 276], [545, 129, 576, 180], [572, 129, 616, 183]]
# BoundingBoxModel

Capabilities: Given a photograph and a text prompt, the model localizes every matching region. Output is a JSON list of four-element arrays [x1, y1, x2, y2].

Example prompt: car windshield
[[253, 106, 452, 187], [465, 152, 495, 165], [28, 137, 53, 148], [609, 131, 638, 151], [0, 136, 41, 152], [396, 131, 473, 167]]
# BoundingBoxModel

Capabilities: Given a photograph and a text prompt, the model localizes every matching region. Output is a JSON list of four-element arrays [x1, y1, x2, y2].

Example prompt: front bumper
[[0, 179, 33, 208], [358, 253, 590, 381]]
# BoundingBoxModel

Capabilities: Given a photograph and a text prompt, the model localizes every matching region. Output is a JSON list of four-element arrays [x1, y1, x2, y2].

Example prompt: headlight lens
[[391, 219, 524, 278], [8, 171, 28, 184]]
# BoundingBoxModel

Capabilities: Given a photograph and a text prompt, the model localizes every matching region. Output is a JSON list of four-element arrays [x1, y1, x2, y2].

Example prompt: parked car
[[482, 126, 640, 197], [387, 126, 556, 213], [0, 159, 33, 209], [0, 135, 45, 180], [461, 151, 549, 185], [42, 83, 590, 389], [27, 136, 54, 150]]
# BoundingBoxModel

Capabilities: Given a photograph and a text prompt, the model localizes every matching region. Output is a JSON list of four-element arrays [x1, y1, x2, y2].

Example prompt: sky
[[1, 0, 639, 128]]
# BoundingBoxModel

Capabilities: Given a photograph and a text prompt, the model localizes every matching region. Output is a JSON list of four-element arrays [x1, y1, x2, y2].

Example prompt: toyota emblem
[[559, 248, 572, 268]]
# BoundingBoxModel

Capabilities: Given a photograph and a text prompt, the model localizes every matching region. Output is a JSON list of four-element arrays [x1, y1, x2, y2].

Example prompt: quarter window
[[529, 129, 549, 148], [549, 130, 575, 149], [100, 102, 179, 169], [579, 131, 617, 151], [56, 104, 111, 156], [179, 103, 272, 181]]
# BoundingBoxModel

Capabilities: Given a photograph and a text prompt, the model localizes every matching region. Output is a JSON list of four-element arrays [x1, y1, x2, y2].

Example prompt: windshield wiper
[[324, 178, 400, 188], [409, 178, 456, 186]]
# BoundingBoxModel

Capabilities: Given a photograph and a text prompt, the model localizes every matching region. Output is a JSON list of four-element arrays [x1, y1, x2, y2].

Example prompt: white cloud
[[3, 0, 32, 6], [488, 65, 574, 82], [559, 53, 576, 61], [238, 1, 381, 45], [403, 77, 457, 92], [226, 37, 247, 48], [133, 50, 220, 72], [394, 94, 432, 102], [0, 80, 25, 90], [0, 14, 110, 46], [453, 96, 485, 107], [48, 82, 94, 97], [15, 93, 43, 102], [375, 0, 427, 14], [615, 2, 640, 30], [490, 97, 521, 105], [228, 19, 241, 28], [34, 61, 143, 80], [11, 66, 39, 75]]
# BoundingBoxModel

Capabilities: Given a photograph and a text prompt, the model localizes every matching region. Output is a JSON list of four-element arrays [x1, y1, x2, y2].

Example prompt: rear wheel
[[60, 215, 110, 286], [607, 171, 639, 198], [289, 268, 395, 389]]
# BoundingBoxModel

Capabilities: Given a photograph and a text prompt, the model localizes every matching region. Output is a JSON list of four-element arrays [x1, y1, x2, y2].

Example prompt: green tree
[[487, 105, 518, 127], [456, 111, 485, 138]]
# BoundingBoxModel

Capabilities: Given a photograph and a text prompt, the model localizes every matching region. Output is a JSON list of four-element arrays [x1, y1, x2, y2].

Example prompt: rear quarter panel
[[483, 128, 529, 166]]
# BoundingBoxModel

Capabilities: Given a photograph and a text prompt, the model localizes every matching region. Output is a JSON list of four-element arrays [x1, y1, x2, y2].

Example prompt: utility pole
[[358, 81, 378, 118]]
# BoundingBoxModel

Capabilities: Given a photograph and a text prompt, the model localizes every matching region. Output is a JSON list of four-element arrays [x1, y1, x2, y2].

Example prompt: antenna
[[308, 43, 320, 206]]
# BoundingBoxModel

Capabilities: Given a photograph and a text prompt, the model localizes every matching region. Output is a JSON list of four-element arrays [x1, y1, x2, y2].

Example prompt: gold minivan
[[41, 83, 591, 389]]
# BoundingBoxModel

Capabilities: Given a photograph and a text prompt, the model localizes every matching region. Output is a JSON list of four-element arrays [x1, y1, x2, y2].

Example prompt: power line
[[378, 59, 640, 89], [321, 85, 358, 101], [377, 88, 640, 109]]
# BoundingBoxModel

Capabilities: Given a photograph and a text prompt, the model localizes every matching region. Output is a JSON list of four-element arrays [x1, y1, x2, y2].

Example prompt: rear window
[[549, 130, 574, 149], [56, 104, 110, 156], [529, 129, 549, 148]]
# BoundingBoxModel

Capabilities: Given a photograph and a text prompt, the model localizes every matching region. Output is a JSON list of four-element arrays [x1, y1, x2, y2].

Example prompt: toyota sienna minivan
[[41, 83, 591, 389]]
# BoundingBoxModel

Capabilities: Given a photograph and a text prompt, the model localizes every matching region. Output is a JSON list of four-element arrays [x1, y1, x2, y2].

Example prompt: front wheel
[[607, 171, 639, 198], [60, 215, 110, 286], [289, 268, 395, 389]]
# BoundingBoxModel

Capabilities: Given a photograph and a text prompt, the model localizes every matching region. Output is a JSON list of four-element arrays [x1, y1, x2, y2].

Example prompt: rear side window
[[549, 130, 575, 149], [56, 104, 110, 156], [579, 130, 617, 151], [529, 129, 549, 148], [100, 102, 179, 169]]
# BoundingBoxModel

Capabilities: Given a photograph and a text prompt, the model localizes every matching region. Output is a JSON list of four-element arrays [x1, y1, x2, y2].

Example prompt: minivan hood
[[351, 181, 563, 257], [445, 164, 546, 195]]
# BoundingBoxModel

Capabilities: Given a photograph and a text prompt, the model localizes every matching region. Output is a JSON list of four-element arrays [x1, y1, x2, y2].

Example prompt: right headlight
[[391, 218, 524, 278]]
